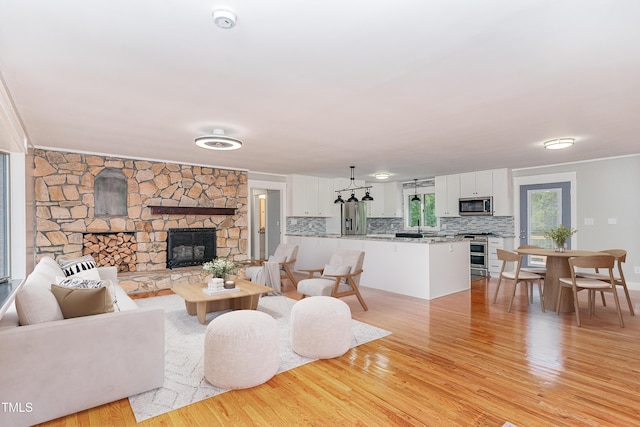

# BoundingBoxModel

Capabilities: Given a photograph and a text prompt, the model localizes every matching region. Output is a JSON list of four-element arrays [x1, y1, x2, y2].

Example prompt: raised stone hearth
[[33, 149, 249, 291], [118, 266, 207, 294]]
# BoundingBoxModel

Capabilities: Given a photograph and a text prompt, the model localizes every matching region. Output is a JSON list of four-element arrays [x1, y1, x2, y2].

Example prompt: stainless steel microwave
[[459, 197, 493, 216]]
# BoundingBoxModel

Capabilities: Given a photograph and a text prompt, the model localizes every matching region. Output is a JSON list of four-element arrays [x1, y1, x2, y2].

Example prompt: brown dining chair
[[576, 249, 634, 316], [493, 249, 544, 312], [517, 245, 547, 276], [557, 255, 624, 327], [517, 245, 547, 301]]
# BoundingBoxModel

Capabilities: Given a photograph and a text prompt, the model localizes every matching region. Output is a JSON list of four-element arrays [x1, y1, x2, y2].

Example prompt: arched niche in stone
[[94, 168, 128, 216]]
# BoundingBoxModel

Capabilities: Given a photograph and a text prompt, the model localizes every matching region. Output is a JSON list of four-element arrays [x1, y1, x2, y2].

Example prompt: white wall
[[513, 155, 640, 288]]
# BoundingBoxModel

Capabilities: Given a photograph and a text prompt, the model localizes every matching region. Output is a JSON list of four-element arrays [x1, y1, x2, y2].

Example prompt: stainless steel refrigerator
[[342, 201, 367, 235]]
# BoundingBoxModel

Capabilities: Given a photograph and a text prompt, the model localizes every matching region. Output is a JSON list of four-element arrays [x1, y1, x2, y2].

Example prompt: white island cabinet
[[285, 236, 470, 300]]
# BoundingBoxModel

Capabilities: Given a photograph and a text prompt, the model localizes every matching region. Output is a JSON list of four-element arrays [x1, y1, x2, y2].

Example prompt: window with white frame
[[0, 152, 9, 279], [403, 185, 437, 230]]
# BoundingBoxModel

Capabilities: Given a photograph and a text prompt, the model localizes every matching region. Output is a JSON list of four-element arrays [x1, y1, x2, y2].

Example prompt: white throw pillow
[[322, 264, 351, 283], [15, 285, 64, 325], [58, 255, 101, 280]]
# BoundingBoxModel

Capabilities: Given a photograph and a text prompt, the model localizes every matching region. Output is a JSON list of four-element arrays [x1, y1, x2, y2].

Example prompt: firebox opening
[[167, 227, 217, 269]]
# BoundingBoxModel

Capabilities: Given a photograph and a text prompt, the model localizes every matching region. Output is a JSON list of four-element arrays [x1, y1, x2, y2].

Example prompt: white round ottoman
[[290, 296, 352, 359], [204, 310, 279, 389]]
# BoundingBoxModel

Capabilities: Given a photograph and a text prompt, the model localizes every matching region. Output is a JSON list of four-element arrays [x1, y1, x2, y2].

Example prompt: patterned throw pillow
[[58, 256, 101, 280], [55, 276, 105, 289]]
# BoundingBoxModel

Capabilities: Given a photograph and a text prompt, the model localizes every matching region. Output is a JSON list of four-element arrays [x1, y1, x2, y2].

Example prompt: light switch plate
[[584, 218, 594, 225], [608, 218, 617, 225]]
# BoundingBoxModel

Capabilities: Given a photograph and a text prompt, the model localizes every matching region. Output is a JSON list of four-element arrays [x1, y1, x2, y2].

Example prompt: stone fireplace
[[33, 149, 248, 293]]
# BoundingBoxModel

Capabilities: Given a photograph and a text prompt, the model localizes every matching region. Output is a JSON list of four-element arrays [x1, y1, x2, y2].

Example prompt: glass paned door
[[519, 182, 571, 267]]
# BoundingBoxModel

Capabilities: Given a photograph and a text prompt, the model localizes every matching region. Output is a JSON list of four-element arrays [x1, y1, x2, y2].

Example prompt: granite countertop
[[285, 233, 468, 244]]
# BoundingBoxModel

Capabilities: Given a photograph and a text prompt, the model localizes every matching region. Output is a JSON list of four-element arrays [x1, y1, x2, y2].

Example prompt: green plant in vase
[[202, 258, 237, 279], [542, 225, 577, 252]]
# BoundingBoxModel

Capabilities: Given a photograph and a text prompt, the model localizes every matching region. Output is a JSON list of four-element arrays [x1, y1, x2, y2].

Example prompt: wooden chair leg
[[600, 290, 607, 307], [493, 277, 503, 304], [528, 283, 533, 304], [611, 288, 625, 328], [507, 280, 518, 312], [282, 265, 298, 290], [537, 279, 545, 312], [353, 288, 368, 311], [620, 283, 635, 315], [572, 286, 581, 327]]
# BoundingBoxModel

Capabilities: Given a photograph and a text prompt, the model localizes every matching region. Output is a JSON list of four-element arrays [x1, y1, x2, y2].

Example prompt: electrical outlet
[[635, 266, 640, 274]]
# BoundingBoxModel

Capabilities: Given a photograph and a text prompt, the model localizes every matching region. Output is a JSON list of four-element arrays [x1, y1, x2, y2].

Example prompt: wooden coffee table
[[173, 279, 273, 324]]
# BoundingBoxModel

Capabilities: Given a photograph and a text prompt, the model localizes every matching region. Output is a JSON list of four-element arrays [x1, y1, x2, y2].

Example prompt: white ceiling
[[1, 0, 639, 182]]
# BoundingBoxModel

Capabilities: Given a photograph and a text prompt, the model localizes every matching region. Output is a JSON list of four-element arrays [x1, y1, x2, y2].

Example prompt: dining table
[[515, 247, 602, 313]]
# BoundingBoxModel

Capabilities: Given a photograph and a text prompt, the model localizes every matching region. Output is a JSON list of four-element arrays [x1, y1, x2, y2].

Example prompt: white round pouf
[[204, 310, 279, 389], [290, 296, 352, 359]]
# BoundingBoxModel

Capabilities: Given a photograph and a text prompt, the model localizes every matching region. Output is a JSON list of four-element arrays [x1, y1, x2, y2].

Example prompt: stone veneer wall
[[33, 149, 248, 286]]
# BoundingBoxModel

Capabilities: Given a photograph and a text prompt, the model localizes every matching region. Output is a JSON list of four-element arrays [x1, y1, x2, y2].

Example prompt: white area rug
[[129, 294, 391, 422]]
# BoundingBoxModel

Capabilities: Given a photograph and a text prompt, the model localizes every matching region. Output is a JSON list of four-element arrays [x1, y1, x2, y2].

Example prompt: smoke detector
[[212, 9, 237, 29]]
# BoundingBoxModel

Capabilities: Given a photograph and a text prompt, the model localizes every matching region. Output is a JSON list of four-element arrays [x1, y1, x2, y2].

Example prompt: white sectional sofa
[[0, 257, 165, 427]]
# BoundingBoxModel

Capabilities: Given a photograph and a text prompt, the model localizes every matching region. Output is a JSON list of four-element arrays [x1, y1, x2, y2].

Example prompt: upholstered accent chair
[[272, 243, 299, 289], [297, 249, 367, 311], [242, 243, 299, 293]]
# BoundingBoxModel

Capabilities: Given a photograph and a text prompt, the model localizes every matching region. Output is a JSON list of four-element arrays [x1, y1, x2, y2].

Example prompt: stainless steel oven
[[458, 234, 489, 277]]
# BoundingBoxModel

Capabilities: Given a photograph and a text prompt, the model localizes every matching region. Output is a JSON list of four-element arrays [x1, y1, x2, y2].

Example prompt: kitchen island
[[285, 234, 470, 300]]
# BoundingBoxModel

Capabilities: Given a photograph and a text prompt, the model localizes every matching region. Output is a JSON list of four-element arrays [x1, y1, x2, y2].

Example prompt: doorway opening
[[250, 188, 281, 261], [515, 172, 576, 269]]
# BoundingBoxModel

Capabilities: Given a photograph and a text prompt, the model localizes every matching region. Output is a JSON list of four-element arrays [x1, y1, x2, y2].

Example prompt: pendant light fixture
[[411, 179, 421, 202], [334, 166, 374, 204]]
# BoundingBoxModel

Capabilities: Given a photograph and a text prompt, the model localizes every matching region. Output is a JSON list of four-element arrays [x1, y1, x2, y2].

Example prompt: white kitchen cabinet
[[435, 174, 460, 217], [488, 236, 514, 277], [317, 177, 332, 216], [491, 168, 512, 216], [367, 182, 402, 217], [288, 175, 333, 217], [460, 170, 493, 197]]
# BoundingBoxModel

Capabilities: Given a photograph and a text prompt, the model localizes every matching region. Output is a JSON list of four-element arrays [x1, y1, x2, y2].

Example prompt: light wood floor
[[38, 276, 640, 427]]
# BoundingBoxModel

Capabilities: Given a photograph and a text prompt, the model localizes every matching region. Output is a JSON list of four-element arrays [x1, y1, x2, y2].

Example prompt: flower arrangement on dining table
[[202, 258, 238, 279], [542, 225, 577, 251]]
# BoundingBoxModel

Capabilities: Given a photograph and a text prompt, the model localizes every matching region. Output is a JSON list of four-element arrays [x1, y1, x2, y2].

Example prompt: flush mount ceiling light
[[544, 137, 575, 150], [195, 129, 243, 150], [212, 9, 237, 29], [374, 173, 390, 180], [334, 166, 374, 204]]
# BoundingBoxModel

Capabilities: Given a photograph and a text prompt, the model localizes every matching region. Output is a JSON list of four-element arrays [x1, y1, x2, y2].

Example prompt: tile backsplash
[[439, 216, 515, 237], [287, 215, 515, 237]]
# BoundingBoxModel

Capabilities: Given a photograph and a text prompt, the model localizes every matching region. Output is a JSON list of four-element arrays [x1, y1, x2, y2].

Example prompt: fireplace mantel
[[149, 206, 236, 216]]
